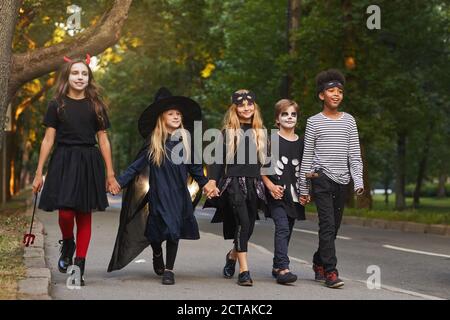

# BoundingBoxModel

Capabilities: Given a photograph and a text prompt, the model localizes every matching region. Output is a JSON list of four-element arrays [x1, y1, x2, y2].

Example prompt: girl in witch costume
[[32, 55, 118, 286], [107, 87, 218, 285], [261, 99, 305, 285], [204, 89, 267, 287]]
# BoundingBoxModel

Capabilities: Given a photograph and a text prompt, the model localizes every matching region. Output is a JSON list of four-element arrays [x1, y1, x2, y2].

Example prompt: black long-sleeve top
[[208, 123, 262, 181]]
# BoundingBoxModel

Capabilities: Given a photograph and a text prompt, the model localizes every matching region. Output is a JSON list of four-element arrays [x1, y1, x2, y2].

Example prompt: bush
[[405, 183, 449, 197]]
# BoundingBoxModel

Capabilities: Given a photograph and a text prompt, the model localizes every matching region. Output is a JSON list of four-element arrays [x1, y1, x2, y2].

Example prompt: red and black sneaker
[[312, 264, 326, 283], [325, 270, 344, 288]]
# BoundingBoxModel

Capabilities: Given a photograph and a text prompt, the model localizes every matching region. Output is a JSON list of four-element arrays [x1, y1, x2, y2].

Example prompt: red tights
[[58, 209, 92, 258]]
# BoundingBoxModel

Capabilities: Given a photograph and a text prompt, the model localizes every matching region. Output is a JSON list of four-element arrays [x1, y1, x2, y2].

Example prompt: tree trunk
[[437, 172, 447, 198], [395, 133, 406, 210], [412, 118, 435, 207], [356, 143, 372, 209], [384, 177, 390, 205], [282, 0, 300, 98], [10, 119, 18, 195], [0, 0, 133, 153], [412, 129, 432, 208], [342, 0, 356, 71], [346, 180, 355, 208], [7, 78, 54, 196], [0, 0, 22, 151], [19, 140, 32, 188]]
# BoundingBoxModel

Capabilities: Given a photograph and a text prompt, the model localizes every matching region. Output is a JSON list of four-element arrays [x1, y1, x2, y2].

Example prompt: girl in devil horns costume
[[32, 54, 119, 286]]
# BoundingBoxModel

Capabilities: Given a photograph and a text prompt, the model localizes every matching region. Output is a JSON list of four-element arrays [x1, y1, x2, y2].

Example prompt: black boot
[[73, 257, 86, 286], [153, 252, 165, 276], [58, 238, 76, 273], [237, 271, 253, 286], [162, 270, 175, 285], [223, 250, 237, 278]]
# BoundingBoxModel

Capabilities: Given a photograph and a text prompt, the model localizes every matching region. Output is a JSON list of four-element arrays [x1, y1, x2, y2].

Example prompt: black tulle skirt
[[38, 144, 109, 213]]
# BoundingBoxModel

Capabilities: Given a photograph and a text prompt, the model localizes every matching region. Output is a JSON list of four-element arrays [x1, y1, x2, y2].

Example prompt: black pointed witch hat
[[137, 87, 202, 139]]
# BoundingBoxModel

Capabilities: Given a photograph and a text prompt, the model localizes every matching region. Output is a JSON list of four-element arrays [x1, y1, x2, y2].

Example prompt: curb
[[18, 207, 52, 300], [304, 213, 449, 237]]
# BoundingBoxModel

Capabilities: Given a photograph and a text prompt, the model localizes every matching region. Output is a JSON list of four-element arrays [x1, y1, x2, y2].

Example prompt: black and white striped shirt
[[299, 112, 363, 195]]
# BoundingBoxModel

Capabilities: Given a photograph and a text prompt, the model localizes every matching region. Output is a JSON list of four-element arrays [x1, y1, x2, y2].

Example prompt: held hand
[[269, 185, 284, 200], [107, 176, 121, 195], [207, 187, 220, 199], [32, 174, 44, 194], [203, 180, 219, 199], [299, 195, 310, 206], [356, 188, 364, 196], [109, 183, 121, 196]]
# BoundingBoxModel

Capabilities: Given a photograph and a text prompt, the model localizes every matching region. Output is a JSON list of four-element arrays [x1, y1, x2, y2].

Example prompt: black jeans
[[271, 206, 295, 270], [311, 172, 348, 273]]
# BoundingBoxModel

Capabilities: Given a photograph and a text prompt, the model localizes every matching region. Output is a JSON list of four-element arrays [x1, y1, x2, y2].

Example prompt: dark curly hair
[[315, 69, 346, 97]]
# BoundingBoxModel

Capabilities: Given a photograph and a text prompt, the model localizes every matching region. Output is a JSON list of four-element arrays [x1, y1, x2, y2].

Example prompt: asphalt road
[[197, 208, 450, 299], [36, 194, 449, 300]]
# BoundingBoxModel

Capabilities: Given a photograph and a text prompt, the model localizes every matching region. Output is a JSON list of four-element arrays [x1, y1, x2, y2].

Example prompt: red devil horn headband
[[63, 54, 91, 65]]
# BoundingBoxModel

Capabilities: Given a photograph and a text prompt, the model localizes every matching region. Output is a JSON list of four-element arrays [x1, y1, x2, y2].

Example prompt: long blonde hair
[[222, 89, 266, 164], [148, 112, 191, 166]]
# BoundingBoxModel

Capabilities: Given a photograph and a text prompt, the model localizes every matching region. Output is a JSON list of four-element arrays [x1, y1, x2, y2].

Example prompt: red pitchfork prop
[[23, 193, 38, 247]]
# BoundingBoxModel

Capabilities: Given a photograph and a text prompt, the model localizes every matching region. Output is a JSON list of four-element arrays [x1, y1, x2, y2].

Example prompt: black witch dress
[[107, 137, 208, 271], [38, 97, 110, 213]]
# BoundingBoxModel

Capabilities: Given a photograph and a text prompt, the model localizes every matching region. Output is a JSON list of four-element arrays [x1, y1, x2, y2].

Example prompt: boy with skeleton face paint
[[261, 99, 305, 285]]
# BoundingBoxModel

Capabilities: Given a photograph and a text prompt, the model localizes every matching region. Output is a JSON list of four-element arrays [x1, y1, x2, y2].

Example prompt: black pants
[[271, 206, 295, 270], [226, 178, 258, 253], [151, 240, 179, 270], [311, 172, 348, 273]]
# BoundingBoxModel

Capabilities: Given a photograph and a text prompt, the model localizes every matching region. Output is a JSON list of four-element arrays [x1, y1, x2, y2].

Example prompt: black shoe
[[72, 257, 85, 286], [325, 270, 344, 288], [237, 271, 253, 286], [153, 252, 165, 276], [276, 271, 297, 284], [162, 270, 175, 285], [223, 251, 236, 278], [271, 268, 279, 278], [58, 238, 76, 273]]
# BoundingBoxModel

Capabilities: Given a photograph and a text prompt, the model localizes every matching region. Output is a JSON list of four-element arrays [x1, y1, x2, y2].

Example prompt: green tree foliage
[[10, 0, 450, 210]]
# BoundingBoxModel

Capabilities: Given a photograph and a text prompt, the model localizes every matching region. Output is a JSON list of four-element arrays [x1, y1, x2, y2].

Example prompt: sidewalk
[[36, 208, 431, 300]]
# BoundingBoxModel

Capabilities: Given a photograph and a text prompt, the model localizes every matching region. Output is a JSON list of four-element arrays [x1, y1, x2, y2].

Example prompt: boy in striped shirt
[[299, 69, 364, 288]]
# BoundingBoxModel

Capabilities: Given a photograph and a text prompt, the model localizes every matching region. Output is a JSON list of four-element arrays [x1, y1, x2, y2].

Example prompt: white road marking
[[293, 228, 352, 240], [195, 212, 212, 217], [353, 280, 445, 300], [248, 242, 309, 264], [382, 245, 450, 259], [134, 259, 146, 264]]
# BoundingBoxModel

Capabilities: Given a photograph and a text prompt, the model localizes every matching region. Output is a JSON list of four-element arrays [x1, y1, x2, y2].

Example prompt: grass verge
[[306, 195, 450, 225], [0, 189, 32, 300]]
